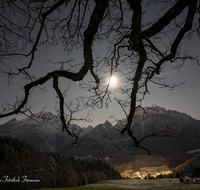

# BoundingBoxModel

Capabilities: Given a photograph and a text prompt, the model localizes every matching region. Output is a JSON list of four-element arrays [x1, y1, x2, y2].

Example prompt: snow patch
[[186, 149, 200, 154]]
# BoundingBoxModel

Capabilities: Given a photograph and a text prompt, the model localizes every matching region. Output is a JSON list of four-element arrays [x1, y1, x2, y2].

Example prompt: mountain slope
[[173, 154, 200, 177], [57, 121, 133, 158], [0, 112, 93, 152]]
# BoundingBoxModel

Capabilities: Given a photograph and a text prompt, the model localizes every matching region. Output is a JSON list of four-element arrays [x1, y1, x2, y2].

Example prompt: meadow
[[31, 178, 200, 190]]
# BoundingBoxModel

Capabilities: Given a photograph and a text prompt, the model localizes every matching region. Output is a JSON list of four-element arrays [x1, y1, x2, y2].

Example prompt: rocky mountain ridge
[[0, 111, 93, 152]]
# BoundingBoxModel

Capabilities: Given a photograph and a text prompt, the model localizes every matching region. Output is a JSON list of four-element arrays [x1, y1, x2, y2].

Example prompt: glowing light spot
[[110, 76, 117, 85]]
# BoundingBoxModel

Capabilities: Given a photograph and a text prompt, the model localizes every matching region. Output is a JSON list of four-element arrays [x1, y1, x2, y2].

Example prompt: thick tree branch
[[84, 0, 109, 86], [120, 0, 147, 148], [53, 77, 70, 134], [154, 0, 197, 75], [141, 0, 192, 39]]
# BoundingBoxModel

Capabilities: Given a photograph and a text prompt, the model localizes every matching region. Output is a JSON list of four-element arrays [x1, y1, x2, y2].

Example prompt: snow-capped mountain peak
[[145, 106, 193, 123]]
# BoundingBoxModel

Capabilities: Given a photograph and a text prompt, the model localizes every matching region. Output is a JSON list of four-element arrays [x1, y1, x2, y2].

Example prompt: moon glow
[[110, 76, 117, 85]]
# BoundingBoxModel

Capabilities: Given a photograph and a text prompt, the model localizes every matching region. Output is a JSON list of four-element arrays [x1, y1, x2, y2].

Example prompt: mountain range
[[57, 106, 200, 156], [0, 106, 200, 171], [0, 112, 93, 152]]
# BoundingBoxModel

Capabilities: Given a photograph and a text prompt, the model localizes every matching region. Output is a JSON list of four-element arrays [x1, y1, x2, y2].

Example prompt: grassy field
[[31, 178, 200, 190]]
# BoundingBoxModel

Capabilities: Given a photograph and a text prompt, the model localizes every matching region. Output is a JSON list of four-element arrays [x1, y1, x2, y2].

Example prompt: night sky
[[1, 48, 199, 127], [0, 1, 200, 127]]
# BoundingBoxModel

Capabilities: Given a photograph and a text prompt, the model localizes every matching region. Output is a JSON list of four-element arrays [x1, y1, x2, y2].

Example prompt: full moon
[[110, 76, 117, 85]]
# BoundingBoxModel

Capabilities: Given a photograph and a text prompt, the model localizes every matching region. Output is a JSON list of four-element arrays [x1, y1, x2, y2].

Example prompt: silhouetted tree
[[0, 0, 199, 153]]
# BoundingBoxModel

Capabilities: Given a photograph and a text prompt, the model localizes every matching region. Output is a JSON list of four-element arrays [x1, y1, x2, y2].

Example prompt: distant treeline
[[0, 135, 121, 190]]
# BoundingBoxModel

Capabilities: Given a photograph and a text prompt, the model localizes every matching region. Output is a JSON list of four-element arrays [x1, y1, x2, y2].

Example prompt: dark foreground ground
[[30, 178, 200, 190]]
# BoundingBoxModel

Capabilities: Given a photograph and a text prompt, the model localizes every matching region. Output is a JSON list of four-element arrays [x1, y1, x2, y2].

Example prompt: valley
[[0, 106, 200, 189]]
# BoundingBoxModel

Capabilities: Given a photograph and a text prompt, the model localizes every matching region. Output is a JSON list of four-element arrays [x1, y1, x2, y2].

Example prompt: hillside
[[0, 136, 121, 190], [173, 154, 200, 177]]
